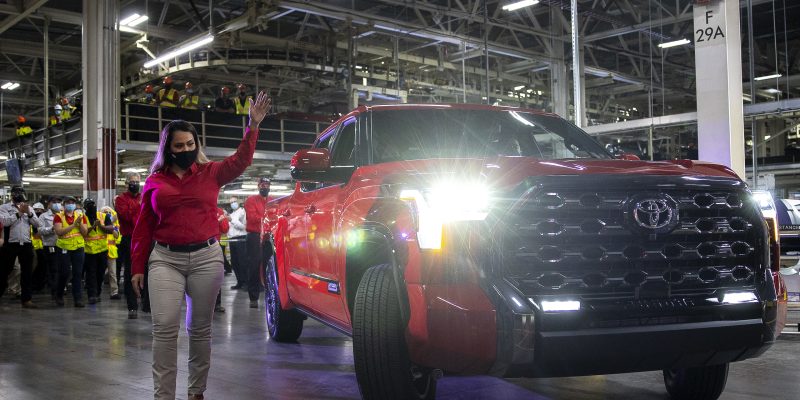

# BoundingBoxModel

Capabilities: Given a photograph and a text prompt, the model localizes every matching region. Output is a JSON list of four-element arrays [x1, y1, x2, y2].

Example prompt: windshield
[[370, 108, 611, 163]]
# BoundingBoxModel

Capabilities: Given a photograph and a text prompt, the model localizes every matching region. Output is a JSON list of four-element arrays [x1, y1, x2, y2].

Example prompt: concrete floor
[[1, 274, 798, 400]]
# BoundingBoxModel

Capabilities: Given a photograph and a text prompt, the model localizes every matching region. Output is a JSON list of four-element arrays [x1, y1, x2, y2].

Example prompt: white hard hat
[[32, 202, 45, 210]]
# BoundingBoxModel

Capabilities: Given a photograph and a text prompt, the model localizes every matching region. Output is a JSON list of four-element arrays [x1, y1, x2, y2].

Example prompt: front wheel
[[663, 363, 729, 400], [264, 255, 304, 342], [352, 264, 437, 400]]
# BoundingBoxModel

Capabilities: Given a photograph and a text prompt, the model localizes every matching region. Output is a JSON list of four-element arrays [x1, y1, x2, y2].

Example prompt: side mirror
[[618, 153, 641, 161], [290, 148, 354, 183]]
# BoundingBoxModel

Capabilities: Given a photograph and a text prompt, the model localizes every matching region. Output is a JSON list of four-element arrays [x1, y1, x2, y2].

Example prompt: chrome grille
[[495, 176, 766, 299]]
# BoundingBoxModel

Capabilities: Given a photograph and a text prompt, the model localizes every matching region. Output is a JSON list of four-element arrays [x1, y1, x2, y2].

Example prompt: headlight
[[400, 182, 490, 249]]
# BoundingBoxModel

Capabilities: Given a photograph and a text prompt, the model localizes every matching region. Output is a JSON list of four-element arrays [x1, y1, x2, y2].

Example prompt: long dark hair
[[149, 120, 209, 174]]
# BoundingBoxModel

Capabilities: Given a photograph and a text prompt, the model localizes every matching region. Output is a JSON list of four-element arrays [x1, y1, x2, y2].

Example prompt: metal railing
[[122, 103, 324, 155], [0, 104, 328, 172], [1, 117, 83, 169]]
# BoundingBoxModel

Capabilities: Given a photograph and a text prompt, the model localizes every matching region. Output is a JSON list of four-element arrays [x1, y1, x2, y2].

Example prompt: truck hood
[[366, 157, 743, 190]]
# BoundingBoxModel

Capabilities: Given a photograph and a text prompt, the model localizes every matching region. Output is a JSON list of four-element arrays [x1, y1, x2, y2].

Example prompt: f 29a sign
[[696, 10, 725, 43], [694, 6, 728, 48]]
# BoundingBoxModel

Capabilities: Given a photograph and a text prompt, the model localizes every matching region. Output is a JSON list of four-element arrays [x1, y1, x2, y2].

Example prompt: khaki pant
[[106, 257, 118, 296], [148, 243, 223, 400]]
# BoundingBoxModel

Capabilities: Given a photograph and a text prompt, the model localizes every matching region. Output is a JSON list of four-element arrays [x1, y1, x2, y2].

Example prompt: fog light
[[541, 300, 581, 312], [722, 292, 757, 304]]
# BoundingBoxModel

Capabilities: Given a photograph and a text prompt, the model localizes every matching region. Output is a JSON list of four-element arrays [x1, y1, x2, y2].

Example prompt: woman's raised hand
[[249, 91, 271, 129]]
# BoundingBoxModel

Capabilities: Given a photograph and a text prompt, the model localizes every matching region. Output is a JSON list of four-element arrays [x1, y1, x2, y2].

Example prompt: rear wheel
[[264, 255, 304, 342], [663, 363, 729, 400], [353, 264, 437, 400]]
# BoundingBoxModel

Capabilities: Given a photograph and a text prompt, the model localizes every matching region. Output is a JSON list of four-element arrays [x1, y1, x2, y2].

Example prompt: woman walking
[[131, 91, 270, 400]]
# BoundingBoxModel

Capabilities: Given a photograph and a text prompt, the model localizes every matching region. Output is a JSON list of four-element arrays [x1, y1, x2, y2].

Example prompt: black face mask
[[259, 188, 270, 197], [128, 182, 140, 194], [169, 149, 198, 170]]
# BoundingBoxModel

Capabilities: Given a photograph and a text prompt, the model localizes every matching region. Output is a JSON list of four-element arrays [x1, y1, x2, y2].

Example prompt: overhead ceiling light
[[754, 73, 782, 81], [658, 39, 690, 48], [120, 13, 142, 26], [513, 85, 525, 91], [128, 15, 149, 27], [23, 177, 84, 185], [48, 170, 66, 177], [502, 0, 539, 11], [1, 82, 20, 90], [144, 34, 214, 68], [121, 167, 148, 173]]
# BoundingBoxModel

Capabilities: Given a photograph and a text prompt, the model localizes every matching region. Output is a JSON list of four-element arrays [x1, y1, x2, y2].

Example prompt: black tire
[[663, 363, 729, 400], [353, 264, 437, 400], [264, 255, 304, 342]]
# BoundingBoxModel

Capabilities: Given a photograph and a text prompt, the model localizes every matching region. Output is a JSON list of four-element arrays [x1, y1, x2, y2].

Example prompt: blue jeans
[[59, 247, 86, 302]]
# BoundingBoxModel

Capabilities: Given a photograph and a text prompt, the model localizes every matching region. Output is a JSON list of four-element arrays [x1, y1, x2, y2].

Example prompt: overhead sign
[[694, 5, 726, 47]]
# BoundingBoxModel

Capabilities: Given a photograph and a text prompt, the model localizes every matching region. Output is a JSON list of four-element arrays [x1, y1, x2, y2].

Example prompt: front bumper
[[488, 278, 780, 378]]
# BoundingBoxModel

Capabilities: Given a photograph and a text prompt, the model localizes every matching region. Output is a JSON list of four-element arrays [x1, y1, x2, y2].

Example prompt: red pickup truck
[[261, 104, 787, 400]]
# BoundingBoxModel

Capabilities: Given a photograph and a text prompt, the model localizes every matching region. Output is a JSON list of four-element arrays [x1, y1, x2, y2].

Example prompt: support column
[[43, 18, 48, 131], [550, 6, 568, 118], [694, 1, 745, 177], [570, 0, 586, 127], [82, 0, 119, 206]]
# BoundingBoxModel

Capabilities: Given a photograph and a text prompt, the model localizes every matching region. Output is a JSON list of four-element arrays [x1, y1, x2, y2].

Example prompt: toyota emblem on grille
[[634, 199, 673, 229], [626, 194, 679, 234]]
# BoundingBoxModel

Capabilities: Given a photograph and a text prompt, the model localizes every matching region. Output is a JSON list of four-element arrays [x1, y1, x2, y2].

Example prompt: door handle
[[304, 205, 317, 214]]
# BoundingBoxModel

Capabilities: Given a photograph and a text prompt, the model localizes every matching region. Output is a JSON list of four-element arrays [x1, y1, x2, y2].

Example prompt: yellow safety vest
[[234, 96, 252, 115], [61, 107, 73, 120], [85, 212, 110, 255], [158, 88, 178, 107], [49, 116, 58, 126], [31, 227, 43, 250], [180, 94, 200, 109], [16, 125, 32, 137], [107, 210, 121, 259], [55, 212, 86, 251]]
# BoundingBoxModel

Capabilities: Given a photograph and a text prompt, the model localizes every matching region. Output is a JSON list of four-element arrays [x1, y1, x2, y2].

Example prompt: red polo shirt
[[244, 195, 268, 233], [216, 207, 229, 240], [130, 127, 259, 275], [114, 191, 141, 236]]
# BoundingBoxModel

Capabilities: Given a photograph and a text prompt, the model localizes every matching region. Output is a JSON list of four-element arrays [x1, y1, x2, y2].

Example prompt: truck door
[[305, 116, 360, 324]]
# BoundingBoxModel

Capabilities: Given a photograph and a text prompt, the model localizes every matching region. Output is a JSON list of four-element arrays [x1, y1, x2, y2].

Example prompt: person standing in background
[[82, 198, 115, 305], [39, 197, 64, 305], [103, 206, 122, 300], [243, 177, 271, 309], [179, 82, 199, 110], [53, 196, 89, 307], [157, 76, 178, 108], [226, 196, 248, 290], [233, 84, 253, 116], [116, 173, 146, 318], [0, 186, 42, 308], [30, 202, 47, 292], [214, 86, 234, 113], [214, 207, 229, 313]]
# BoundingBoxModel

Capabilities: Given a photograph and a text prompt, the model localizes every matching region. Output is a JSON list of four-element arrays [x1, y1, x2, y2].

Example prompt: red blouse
[[130, 127, 259, 274]]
